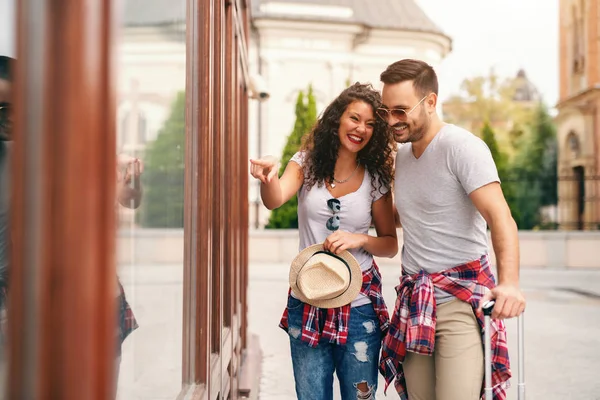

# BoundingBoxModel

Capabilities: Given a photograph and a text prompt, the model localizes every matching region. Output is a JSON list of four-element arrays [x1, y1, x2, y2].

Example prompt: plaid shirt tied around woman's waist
[[379, 255, 512, 400], [279, 261, 389, 347]]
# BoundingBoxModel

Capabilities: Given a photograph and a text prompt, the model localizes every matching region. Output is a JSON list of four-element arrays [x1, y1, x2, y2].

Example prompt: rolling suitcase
[[482, 301, 525, 400]]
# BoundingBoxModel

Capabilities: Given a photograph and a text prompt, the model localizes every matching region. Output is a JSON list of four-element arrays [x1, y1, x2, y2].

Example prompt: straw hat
[[289, 244, 362, 309]]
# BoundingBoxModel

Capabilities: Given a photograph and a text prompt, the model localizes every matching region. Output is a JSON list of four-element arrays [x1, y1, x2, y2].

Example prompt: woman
[[113, 154, 142, 398], [250, 83, 398, 399]]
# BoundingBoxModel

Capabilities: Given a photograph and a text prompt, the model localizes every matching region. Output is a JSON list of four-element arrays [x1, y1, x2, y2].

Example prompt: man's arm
[[470, 182, 525, 319]]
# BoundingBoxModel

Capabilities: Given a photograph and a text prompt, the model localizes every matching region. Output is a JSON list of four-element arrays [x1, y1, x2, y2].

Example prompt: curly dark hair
[[300, 82, 394, 196]]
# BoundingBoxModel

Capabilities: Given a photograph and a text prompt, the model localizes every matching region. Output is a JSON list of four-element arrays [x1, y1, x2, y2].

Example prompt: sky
[[0, 0, 560, 106], [416, 0, 560, 107]]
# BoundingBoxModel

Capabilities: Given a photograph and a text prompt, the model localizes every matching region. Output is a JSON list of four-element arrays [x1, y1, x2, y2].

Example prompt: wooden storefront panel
[[9, 0, 117, 398], [8, 0, 254, 398], [182, 0, 252, 399]]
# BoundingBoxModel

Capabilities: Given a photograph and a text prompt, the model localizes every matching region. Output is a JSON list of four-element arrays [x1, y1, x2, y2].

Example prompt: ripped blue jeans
[[287, 296, 381, 400]]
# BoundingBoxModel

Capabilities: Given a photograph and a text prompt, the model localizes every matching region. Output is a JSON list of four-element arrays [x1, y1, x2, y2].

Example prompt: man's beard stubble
[[394, 108, 429, 144]]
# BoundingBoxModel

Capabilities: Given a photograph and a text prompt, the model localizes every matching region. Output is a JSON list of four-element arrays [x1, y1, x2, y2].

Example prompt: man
[[0, 54, 13, 397], [377, 59, 525, 400]]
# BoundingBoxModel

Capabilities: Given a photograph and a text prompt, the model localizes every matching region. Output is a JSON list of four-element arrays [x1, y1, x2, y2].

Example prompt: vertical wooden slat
[[239, 0, 250, 352], [234, 49, 243, 349], [232, 19, 241, 342], [235, 0, 247, 352], [183, 0, 214, 389], [211, 0, 225, 356], [201, 0, 216, 381], [9, 0, 117, 398], [224, 3, 237, 396], [212, 0, 226, 397], [234, 73, 241, 349], [224, 0, 234, 333], [199, 0, 215, 385]]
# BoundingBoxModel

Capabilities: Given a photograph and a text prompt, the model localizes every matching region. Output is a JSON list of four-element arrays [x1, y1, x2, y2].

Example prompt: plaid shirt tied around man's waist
[[379, 256, 512, 400], [279, 261, 389, 347]]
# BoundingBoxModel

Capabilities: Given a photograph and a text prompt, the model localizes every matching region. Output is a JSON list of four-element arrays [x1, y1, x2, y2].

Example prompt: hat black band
[[313, 251, 350, 268]]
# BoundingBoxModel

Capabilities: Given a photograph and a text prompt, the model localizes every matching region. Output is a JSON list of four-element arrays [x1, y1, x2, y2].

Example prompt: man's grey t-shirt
[[0, 142, 10, 278], [394, 124, 499, 303]]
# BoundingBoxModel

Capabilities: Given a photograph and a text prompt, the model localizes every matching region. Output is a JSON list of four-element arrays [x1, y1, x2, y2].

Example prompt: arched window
[[567, 131, 581, 158]]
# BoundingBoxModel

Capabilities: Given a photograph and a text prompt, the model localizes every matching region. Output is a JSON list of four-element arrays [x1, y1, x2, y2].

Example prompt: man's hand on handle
[[477, 283, 526, 320]]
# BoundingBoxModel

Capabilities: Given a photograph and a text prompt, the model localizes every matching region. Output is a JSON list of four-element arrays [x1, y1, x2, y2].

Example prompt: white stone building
[[248, 0, 452, 227], [118, 2, 187, 157]]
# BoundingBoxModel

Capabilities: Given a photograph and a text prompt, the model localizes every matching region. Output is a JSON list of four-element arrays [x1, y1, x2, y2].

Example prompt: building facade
[[556, 0, 600, 230]]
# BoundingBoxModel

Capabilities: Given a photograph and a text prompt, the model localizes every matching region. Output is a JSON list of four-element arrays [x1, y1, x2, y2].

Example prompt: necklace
[[331, 163, 359, 188]]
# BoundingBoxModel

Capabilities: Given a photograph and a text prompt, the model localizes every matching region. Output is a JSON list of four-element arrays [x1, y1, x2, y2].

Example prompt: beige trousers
[[403, 299, 484, 400]]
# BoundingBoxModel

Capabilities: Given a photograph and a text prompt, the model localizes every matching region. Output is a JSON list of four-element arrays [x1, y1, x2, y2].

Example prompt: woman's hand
[[116, 153, 144, 209], [323, 231, 367, 255], [249, 156, 279, 184], [118, 155, 144, 187]]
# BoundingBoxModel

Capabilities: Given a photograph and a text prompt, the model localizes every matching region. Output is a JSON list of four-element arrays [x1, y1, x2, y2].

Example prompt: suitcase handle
[[482, 300, 525, 400], [482, 300, 495, 316]]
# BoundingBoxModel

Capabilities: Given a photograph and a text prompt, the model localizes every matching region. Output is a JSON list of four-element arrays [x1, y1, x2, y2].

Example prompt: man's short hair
[[0, 56, 14, 81], [380, 59, 438, 96]]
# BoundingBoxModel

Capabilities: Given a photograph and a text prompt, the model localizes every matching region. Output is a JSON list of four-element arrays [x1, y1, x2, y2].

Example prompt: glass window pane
[[115, 2, 186, 398]]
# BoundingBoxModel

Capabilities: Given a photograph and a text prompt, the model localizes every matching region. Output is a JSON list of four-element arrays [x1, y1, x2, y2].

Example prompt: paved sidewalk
[[248, 263, 600, 400]]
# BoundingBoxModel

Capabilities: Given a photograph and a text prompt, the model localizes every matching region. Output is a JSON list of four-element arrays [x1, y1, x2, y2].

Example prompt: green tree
[[481, 122, 520, 223], [137, 91, 186, 227], [266, 85, 317, 229], [444, 70, 536, 159], [481, 121, 507, 173], [511, 104, 558, 229]]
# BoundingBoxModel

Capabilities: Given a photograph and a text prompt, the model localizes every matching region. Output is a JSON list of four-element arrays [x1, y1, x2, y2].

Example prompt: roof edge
[[251, 14, 450, 40]]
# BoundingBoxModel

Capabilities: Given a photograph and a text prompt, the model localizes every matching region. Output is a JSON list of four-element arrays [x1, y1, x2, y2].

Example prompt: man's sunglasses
[[375, 95, 428, 123]]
